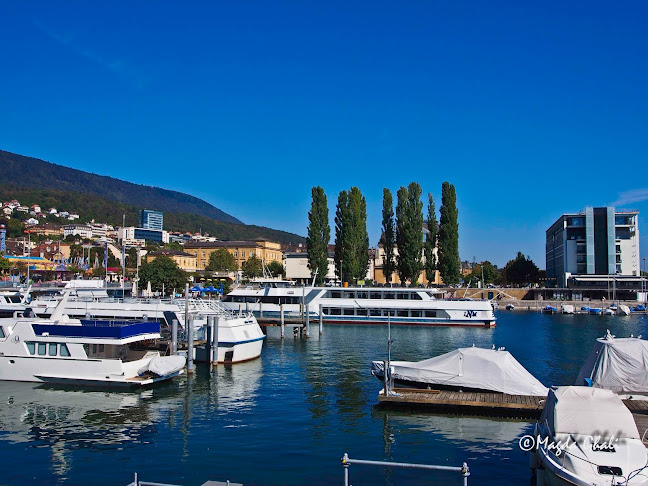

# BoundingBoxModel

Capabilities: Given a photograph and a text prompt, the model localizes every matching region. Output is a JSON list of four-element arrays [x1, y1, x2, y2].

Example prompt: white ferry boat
[[221, 282, 496, 327], [0, 301, 185, 387]]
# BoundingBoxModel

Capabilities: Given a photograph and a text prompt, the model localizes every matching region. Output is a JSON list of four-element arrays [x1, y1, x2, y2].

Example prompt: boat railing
[[172, 298, 238, 319], [341, 453, 470, 485]]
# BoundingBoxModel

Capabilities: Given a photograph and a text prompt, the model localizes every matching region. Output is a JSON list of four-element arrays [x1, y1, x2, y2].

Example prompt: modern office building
[[138, 209, 164, 230], [118, 226, 169, 244], [546, 207, 640, 287]]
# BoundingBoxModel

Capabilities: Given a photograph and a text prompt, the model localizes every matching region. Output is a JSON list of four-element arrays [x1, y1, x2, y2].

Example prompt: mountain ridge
[[0, 149, 242, 224]]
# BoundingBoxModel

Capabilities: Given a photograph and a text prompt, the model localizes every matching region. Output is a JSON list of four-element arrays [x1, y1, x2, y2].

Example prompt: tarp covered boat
[[576, 330, 648, 395], [371, 346, 548, 396]]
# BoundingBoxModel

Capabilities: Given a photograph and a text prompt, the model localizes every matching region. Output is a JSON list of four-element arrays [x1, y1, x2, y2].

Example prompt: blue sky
[[1, 2, 647, 269]]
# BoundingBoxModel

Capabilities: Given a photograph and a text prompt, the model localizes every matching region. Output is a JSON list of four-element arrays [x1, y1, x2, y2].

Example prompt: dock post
[[319, 304, 323, 335], [342, 453, 350, 486], [280, 304, 285, 339], [259, 302, 263, 318], [305, 303, 310, 338], [206, 316, 212, 363], [211, 315, 219, 365], [187, 317, 194, 374], [383, 360, 389, 396], [172, 319, 178, 355]]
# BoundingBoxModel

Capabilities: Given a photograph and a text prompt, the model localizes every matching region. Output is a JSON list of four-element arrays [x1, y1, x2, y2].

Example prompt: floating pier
[[377, 388, 648, 422]]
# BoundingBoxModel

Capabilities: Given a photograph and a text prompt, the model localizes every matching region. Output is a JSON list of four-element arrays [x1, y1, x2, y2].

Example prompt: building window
[[241, 251, 245, 258], [233, 251, 237, 257], [202, 251, 206, 257]]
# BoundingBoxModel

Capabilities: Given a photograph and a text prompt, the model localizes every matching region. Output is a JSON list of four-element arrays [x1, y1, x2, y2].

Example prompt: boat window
[[49, 343, 58, 356], [357, 292, 368, 299], [38, 343, 47, 356], [397, 292, 409, 299], [384, 309, 395, 317], [343, 308, 355, 316], [0, 326, 4, 339], [411, 310, 422, 318], [411, 293, 422, 300], [60, 344, 71, 357], [83, 344, 89, 357], [98, 344, 105, 352], [369, 291, 382, 299], [369, 309, 382, 316], [397, 309, 409, 317], [425, 310, 437, 318], [26, 342, 35, 355], [385, 292, 395, 300], [356, 308, 368, 316], [342, 291, 354, 299], [328, 308, 341, 316], [92, 344, 97, 354]]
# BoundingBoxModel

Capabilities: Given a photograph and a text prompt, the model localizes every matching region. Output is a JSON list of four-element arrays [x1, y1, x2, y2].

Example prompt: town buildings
[[146, 250, 197, 272], [139, 209, 164, 231], [546, 207, 641, 287], [184, 239, 283, 270]]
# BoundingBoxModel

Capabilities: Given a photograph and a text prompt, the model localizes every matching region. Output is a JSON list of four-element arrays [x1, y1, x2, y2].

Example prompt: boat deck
[[377, 388, 648, 420]]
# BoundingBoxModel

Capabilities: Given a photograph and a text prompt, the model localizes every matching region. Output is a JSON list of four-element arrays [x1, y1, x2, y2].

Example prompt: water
[[1, 311, 647, 485]]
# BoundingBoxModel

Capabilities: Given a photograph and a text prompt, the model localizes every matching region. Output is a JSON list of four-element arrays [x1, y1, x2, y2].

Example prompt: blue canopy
[[190, 286, 203, 292]]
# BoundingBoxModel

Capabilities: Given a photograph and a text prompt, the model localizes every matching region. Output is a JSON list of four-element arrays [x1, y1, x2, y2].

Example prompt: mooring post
[[212, 315, 219, 364], [280, 304, 285, 339], [462, 462, 470, 486], [206, 316, 212, 364], [342, 453, 350, 486], [259, 302, 263, 318], [319, 303, 323, 335], [305, 303, 310, 338], [187, 317, 194, 374], [383, 359, 389, 396], [171, 319, 178, 355]]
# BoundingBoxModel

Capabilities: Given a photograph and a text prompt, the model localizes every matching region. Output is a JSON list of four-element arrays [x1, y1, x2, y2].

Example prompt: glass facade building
[[139, 210, 163, 230]]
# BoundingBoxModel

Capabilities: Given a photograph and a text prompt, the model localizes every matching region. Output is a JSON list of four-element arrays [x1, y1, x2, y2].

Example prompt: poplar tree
[[334, 187, 369, 284], [306, 186, 330, 285], [381, 188, 396, 283], [395, 182, 424, 285], [438, 181, 461, 285], [424, 193, 438, 285], [334, 190, 349, 283]]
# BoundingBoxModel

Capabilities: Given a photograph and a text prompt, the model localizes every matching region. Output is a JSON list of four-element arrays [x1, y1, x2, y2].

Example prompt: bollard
[[280, 304, 285, 339], [319, 304, 323, 335], [187, 317, 194, 373], [212, 315, 220, 364], [172, 319, 178, 355], [305, 303, 310, 338]]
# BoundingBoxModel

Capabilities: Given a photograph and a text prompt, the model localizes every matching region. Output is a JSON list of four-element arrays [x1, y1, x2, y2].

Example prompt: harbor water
[[1, 311, 648, 485]]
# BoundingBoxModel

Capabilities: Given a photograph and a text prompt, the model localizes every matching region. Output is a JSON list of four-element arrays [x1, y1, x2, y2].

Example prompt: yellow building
[[371, 244, 443, 286], [184, 239, 283, 271], [146, 250, 197, 272]]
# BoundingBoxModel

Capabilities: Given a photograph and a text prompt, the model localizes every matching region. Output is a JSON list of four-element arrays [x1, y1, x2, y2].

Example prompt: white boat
[[602, 308, 616, 316], [617, 305, 631, 316], [576, 331, 648, 399], [22, 290, 265, 364], [560, 304, 575, 314], [532, 386, 648, 486], [0, 297, 185, 387], [370, 346, 548, 396], [221, 282, 497, 327], [0, 287, 31, 318]]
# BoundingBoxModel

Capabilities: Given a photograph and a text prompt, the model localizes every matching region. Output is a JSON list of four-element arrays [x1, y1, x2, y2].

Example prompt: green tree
[[437, 182, 461, 285], [306, 186, 330, 285], [333, 187, 369, 284], [381, 188, 396, 284], [466, 261, 500, 286], [504, 252, 540, 286], [138, 255, 188, 292], [163, 242, 184, 252], [267, 260, 284, 277], [242, 254, 263, 278], [334, 190, 349, 282], [0, 256, 10, 275], [395, 182, 424, 285], [424, 193, 438, 285], [206, 248, 237, 272], [125, 247, 138, 268]]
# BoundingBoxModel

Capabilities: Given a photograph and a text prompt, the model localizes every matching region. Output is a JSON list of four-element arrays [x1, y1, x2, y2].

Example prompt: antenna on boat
[[49, 290, 71, 322]]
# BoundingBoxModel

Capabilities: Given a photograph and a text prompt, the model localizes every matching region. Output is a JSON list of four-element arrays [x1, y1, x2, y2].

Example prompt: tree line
[[306, 182, 461, 286]]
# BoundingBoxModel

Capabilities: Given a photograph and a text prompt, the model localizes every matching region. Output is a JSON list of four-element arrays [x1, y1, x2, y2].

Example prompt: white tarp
[[139, 356, 186, 377], [371, 346, 548, 396], [541, 386, 640, 439], [575, 331, 648, 393]]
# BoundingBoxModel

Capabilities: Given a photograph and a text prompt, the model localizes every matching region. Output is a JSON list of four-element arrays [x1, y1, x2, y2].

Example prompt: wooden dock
[[377, 388, 648, 421]]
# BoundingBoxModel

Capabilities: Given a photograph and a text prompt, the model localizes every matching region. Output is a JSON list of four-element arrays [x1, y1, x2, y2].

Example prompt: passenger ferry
[[0, 298, 186, 387], [221, 282, 496, 327]]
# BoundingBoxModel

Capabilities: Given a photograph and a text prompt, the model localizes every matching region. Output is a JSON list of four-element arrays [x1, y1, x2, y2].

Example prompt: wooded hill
[[0, 186, 305, 245], [0, 149, 241, 224]]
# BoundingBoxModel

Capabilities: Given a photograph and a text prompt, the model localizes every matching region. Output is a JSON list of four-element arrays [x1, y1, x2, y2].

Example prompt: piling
[[305, 303, 310, 338], [259, 302, 263, 318], [187, 317, 194, 374], [211, 315, 219, 364], [319, 304, 323, 335], [206, 317, 212, 363], [171, 319, 178, 355], [280, 304, 285, 339]]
